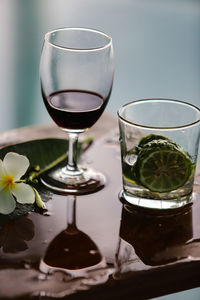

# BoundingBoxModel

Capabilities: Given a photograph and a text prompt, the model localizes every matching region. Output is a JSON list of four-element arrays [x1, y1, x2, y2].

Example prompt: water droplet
[[23, 259, 32, 269], [24, 263, 31, 269], [38, 273, 48, 281], [41, 240, 48, 244], [89, 250, 98, 255], [88, 159, 93, 164], [105, 133, 119, 146], [39, 291, 47, 297], [43, 211, 52, 216]]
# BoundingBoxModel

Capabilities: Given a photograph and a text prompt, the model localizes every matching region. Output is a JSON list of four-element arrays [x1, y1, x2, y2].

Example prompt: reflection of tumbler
[[119, 204, 193, 266]]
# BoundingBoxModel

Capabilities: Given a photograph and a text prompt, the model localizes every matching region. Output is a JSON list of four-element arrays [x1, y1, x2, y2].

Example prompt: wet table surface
[[0, 113, 200, 300]]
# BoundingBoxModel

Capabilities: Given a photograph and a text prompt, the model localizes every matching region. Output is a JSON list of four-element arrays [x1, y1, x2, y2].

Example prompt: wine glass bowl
[[40, 27, 114, 194], [40, 196, 107, 277]]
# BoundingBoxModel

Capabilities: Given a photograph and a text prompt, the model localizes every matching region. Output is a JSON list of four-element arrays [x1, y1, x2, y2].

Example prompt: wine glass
[[40, 27, 114, 194]]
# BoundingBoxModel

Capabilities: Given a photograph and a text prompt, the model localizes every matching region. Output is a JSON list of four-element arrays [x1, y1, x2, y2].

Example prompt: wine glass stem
[[67, 195, 76, 228], [65, 195, 78, 233], [64, 132, 83, 176]]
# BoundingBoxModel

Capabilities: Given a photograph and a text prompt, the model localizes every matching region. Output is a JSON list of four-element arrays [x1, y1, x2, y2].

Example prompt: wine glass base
[[40, 167, 106, 195]]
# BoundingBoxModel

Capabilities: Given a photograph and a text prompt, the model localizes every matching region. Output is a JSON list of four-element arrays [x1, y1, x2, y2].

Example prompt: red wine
[[43, 228, 102, 270], [43, 90, 108, 130]]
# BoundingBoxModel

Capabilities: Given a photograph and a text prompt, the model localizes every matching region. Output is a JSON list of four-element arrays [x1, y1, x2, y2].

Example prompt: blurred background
[[0, 1, 200, 299], [0, 0, 200, 133]]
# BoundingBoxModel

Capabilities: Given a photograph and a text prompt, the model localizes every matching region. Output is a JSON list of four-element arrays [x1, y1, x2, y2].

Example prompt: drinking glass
[[40, 28, 114, 194], [118, 99, 200, 210]]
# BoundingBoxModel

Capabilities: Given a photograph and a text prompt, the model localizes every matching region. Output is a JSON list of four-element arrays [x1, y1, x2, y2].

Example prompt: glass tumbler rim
[[117, 98, 200, 130], [44, 27, 112, 52]]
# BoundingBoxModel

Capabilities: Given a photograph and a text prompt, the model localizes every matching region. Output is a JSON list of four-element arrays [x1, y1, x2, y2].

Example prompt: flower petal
[[3, 152, 30, 180], [0, 160, 5, 191], [0, 189, 16, 215], [0, 159, 4, 176], [12, 183, 35, 204]]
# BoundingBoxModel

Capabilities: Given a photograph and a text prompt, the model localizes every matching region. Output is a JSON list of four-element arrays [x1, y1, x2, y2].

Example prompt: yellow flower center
[[2, 175, 16, 190]]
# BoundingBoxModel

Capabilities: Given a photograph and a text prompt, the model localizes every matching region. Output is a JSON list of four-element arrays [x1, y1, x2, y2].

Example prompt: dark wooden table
[[0, 113, 200, 299]]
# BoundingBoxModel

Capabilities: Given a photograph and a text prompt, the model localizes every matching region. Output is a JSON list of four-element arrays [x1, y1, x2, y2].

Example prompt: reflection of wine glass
[[40, 27, 114, 194], [40, 196, 107, 277]]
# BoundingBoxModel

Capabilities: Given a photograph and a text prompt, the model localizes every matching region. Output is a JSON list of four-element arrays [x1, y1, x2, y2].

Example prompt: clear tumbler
[[118, 99, 200, 210]]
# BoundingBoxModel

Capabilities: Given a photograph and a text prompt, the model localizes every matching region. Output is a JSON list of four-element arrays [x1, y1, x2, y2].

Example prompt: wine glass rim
[[44, 27, 112, 51], [117, 98, 200, 129]]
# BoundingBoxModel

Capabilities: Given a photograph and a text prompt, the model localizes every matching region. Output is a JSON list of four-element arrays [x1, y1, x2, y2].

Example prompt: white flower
[[0, 152, 35, 215]]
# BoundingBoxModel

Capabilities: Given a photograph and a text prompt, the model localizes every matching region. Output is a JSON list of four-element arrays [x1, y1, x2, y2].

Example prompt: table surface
[[0, 113, 200, 300]]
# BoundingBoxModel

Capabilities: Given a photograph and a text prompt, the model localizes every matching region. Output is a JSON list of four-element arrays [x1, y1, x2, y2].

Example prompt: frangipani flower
[[0, 152, 35, 215]]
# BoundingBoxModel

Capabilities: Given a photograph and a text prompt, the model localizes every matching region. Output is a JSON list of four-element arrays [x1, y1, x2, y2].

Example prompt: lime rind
[[138, 134, 170, 148], [134, 134, 177, 155]]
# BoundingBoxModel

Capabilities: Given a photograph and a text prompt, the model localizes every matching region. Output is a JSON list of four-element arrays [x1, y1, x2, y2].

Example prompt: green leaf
[[0, 137, 92, 177], [0, 138, 92, 222], [0, 138, 69, 172]]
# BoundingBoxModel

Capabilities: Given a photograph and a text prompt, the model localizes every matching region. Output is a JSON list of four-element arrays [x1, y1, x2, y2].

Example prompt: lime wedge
[[135, 141, 192, 192]]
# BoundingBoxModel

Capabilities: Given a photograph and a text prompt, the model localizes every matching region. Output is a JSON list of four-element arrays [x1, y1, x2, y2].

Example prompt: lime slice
[[135, 141, 192, 192]]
